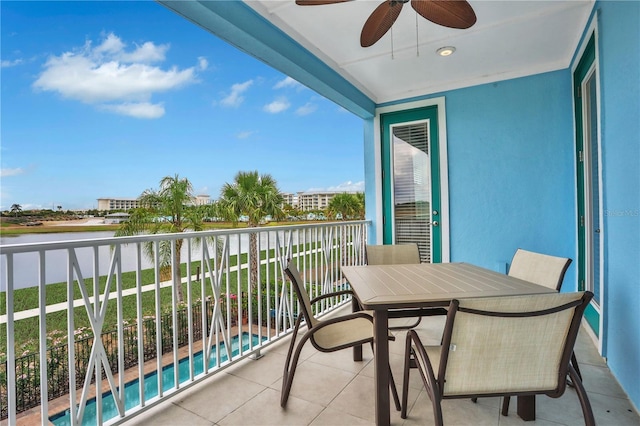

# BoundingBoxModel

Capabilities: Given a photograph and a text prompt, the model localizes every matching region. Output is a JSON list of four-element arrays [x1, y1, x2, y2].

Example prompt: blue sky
[[0, 1, 365, 211]]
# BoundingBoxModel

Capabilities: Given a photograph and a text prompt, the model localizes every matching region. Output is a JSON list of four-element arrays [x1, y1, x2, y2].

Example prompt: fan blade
[[360, 0, 404, 47], [411, 0, 476, 29], [295, 0, 352, 5]]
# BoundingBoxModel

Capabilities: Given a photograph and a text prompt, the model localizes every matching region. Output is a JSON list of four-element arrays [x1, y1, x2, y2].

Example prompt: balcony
[[127, 315, 637, 426], [2, 222, 638, 425], [1, 221, 367, 425]]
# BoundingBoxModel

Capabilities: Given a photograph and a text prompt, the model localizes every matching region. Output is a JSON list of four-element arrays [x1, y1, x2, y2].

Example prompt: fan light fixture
[[437, 46, 456, 56]]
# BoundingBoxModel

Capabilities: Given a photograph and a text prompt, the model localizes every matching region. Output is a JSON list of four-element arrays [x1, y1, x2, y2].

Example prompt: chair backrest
[[437, 291, 592, 397], [366, 243, 421, 265], [284, 260, 318, 328], [508, 248, 572, 291]]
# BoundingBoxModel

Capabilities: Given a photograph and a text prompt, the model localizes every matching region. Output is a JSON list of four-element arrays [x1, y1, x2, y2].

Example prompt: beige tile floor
[[124, 309, 639, 426]]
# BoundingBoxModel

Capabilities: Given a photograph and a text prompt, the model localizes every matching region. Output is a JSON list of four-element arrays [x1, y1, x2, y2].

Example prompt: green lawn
[[1, 240, 333, 357]]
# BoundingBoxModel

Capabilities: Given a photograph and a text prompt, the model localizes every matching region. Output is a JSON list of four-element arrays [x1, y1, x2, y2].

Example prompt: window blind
[[392, 122, 432, 263]]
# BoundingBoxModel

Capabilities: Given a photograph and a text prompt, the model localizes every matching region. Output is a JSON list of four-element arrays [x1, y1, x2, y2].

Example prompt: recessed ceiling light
[[437, 46, 456, 57]]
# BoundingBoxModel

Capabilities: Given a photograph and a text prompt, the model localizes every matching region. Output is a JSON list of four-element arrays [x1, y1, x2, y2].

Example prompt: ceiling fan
[[295, 0, 477, 48]]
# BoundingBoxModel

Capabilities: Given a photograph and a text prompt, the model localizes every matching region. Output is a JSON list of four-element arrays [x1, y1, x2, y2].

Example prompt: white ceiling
[[247, 0, 594, 104]]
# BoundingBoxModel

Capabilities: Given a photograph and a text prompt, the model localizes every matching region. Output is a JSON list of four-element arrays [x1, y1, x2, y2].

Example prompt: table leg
[[373, 309, 390, 426], [517, 395, 535, 421], [352, 297, 363, 361]]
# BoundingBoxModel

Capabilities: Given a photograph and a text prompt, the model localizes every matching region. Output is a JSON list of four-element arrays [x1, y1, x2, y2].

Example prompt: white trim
[[373, 97, 450, 262], [571, 16, 604, 355], [593, 24, 607, 354], [593, 21, 604, 356]]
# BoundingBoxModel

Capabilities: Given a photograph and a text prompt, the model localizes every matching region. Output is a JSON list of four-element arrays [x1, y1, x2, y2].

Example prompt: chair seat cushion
[[313, 317, 374, 349]]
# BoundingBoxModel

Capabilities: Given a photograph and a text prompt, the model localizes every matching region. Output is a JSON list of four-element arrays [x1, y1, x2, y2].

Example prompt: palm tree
[[10, 204, 22, 217], [282, 203, 297, 220], [206, 200, 231, 224], [327, 193, 365, 266], [218, 171, 284, 288], [115, 174, 205, 302], [327, 192, 364, 220], [355, 192, 365, 219]]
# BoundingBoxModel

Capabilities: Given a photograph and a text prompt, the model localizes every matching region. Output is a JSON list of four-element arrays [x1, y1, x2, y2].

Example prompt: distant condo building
[[98, 195, 211, 211], [194, 194, 211, 206], [281, 190, 357, 211], [98, 192, 354, 212], [97, 198, 140, 211], [281, 192, 298, 207]]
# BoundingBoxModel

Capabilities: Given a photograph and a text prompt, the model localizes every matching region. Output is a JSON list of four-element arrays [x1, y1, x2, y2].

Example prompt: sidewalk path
[[1, 278, 176, 324]]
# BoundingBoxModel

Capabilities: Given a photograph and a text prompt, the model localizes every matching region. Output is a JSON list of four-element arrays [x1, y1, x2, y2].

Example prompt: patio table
[[341, 262, 557, 426]]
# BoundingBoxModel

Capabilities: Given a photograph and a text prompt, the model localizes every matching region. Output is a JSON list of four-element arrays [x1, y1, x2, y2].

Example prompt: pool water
[[50, 333, 263, 425]]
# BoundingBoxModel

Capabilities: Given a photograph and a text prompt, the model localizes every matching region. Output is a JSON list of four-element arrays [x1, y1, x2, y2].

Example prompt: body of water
[[49, 332, 264, 425], [1, 231, 123, 291], [1, 230, 302, 290]]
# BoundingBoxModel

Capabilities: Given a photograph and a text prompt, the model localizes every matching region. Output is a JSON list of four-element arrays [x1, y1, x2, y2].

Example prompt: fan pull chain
[[415, 12, 420, 56], [391, 26, 395, 60]]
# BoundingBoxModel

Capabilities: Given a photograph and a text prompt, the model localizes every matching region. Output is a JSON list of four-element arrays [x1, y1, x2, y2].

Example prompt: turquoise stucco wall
[[593, 0, 640, 408], [439, 71, 577, 282]]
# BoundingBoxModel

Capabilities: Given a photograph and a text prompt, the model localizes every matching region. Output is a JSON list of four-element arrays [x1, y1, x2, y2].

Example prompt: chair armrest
[[406, 330, 441, 398], [312, 310, 373, 329], [310, 306, 395, 341], [310, 289, 354, 305]]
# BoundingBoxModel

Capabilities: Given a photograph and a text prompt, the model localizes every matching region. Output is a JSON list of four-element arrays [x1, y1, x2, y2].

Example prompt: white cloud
[[220, 80, 253, 108], [0, 167, 24, 177], [307, 181, 365, 192], [32, 33, 199, 118], [93, 33, 125, 56], [101, 102, 165, 119], [296, 102, 317, 116], [273, 76, 301, 90], [263, 97, 290, 114], [1, 58, 23, 68], [34, 56, 194, 103], [5, 203, 43, 211], [236, 130, 255, 139], [122, 41, 168, 63], [198, 57, 208, 71], [91, 33, 168, 64]]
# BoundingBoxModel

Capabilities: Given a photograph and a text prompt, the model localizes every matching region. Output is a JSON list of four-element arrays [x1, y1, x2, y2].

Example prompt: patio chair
[[365, 244, 447, 330], [281, 260, 401, 411], [497, 249, 582, 413], [508, 248, 573, 292], [366, 243, 422, 265], [401, 291, 595, 426]]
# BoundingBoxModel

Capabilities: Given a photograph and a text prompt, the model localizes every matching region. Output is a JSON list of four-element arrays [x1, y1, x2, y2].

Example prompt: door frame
[[373, 97, 450, 262], [572, 23, 604, 354]]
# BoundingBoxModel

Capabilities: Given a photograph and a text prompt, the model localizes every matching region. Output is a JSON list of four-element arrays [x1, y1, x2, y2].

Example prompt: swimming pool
[[50, 332, 263, 425]]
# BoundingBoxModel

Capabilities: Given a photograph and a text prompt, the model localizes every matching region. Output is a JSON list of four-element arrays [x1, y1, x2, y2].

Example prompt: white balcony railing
[[1, 221, 369, 425]]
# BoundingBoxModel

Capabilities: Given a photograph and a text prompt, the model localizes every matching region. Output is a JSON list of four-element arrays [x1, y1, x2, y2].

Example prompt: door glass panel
[[585, 71, 601, 305], [392, 121, 432, 262]]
